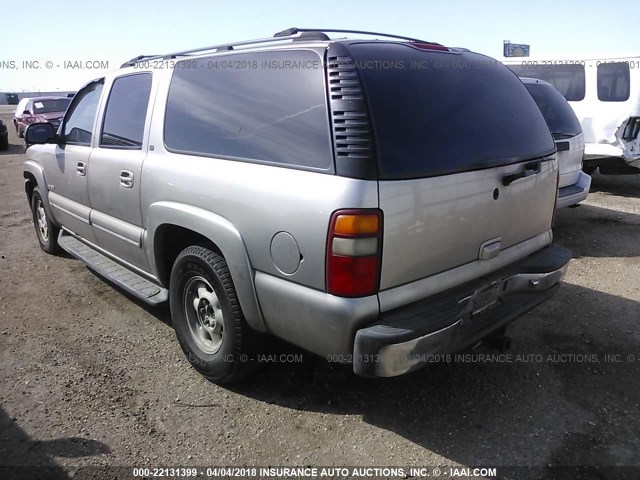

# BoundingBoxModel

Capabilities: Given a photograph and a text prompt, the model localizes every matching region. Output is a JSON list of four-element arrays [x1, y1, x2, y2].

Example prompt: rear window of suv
[[164, 50, 333, 171], [506, 64, 586, 101], [523, 81, 582, 137], [350, 44, 556, 180]]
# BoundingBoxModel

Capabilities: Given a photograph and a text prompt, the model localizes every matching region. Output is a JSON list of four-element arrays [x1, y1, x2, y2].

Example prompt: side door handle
[[502, 160, 542, 186], [76, 161, 87, 176], [119, 170, 134, 188]]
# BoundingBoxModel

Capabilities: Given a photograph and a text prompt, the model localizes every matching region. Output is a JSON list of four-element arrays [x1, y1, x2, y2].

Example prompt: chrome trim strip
[[50, 203, 90, 224], [92, 223, 141, 247]]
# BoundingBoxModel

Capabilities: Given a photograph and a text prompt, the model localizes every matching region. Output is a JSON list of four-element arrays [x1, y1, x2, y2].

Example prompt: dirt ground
[[0, 105, 639, 480]]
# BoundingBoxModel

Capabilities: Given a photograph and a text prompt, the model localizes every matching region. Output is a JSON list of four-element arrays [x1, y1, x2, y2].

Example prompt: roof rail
[[120, 31, 308, 68], [273, 27, 438, 45], [120, 55, 159, 68], [120, 28, 441, 68]]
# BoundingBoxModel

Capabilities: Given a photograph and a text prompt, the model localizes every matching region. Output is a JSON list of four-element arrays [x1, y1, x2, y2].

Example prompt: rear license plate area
[[470, 284, 499, 316]]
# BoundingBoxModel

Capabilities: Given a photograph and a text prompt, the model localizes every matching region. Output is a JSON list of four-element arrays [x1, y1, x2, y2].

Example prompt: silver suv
[[23, 28, 571, 383], [520, 77, 591, 208]]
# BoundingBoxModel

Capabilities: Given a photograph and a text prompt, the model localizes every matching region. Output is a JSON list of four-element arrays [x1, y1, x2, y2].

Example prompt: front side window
[[597, 62, 630, 102], [164, 50, 332, 171], [507, 64, 586, 101], [62, 80, 104, 146], [100, 73, 152, 149]]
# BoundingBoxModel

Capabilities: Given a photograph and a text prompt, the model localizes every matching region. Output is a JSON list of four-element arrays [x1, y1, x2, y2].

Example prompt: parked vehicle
[[24, 28, 571, 383], [0, 118, 8, 150], [14, 96, 71, 138], [520, 77, 591, 208], [504, 57, 640, 174], [13, 98, 29, 137]]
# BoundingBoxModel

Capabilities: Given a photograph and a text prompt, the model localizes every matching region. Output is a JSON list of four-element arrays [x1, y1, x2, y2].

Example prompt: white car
[[521, 77, 591, 208], [506, 58, 640, 174]]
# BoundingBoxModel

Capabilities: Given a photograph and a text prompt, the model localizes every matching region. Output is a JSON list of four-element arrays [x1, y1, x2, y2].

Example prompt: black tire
[[0, 136, 7, 151], [31, 188, 61, 254], [583, 165, 597, 175], [170, 246, 259, 384]]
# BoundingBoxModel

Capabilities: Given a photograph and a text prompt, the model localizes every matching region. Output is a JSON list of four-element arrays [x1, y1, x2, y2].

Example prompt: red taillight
[[552, 170, 560, 226], [408, 42, 450, 52], [326, 209, 382, 297]]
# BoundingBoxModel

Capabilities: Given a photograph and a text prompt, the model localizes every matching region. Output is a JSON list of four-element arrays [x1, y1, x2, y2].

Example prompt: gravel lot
[[0, 105, 639, 479]]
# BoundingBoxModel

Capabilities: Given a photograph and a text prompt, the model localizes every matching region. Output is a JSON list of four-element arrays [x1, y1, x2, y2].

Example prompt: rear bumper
[[353, 244, 571, 377], [557, 171, 591, 208]]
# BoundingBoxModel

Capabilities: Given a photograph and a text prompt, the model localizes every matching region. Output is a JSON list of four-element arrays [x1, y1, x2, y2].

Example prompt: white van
[[504, 57, 640, 174]]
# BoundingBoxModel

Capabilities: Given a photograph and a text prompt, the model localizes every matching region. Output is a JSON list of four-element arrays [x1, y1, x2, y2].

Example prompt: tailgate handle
[[479, 238, 501, 260], [502, 161, 542, 186]]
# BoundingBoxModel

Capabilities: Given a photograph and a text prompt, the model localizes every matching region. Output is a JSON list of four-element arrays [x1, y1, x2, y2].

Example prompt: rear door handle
[[76, 161, 86, 176], [119, 170, 134, 188], [502, 161, 542, 186]]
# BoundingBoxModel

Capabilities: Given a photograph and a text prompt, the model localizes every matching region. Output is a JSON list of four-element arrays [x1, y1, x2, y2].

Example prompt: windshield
[[32, 98, 71, 114], [524, 82, 582, 137]]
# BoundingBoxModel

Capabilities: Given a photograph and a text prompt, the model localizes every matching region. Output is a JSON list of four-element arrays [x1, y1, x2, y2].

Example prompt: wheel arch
[[23, 161, 59, 225], [147, 202, 266, 332]]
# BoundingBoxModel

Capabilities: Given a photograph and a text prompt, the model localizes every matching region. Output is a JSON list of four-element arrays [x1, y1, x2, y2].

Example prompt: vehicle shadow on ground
[[588, 172, 640, 199], [228, 283, 640, 475], [0, 142, 25, 156], [553, 203, 640, 258], [84, 268, 173, 328], [0, 406, 110, 478]]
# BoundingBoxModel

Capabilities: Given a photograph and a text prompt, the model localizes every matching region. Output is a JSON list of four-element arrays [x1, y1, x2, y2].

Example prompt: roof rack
[[273, 27, 437, 45], [120, 28, 439, 68], [120, 31, 311, 68]]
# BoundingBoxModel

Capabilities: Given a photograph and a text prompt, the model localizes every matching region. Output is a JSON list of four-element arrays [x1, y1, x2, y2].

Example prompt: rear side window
[[164, 51, 333, 171], [597, 62, 630, 102], [100, 73, 152, 149], [507, 64, 586, 101], [524, 82, 582, 137], [350, 44, 556, 180]]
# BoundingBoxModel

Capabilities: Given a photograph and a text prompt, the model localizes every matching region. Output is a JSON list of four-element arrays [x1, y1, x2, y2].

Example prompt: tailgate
[[556, 133, 585, 187], [379, 157, 558, 289]]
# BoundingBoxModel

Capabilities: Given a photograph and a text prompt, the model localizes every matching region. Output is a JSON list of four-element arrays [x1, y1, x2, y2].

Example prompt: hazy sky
[[1, 0, 638, 91]]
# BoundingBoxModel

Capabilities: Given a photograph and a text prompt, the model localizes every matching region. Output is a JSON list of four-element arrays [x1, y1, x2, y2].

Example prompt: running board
[[58, 231, 168, 305]]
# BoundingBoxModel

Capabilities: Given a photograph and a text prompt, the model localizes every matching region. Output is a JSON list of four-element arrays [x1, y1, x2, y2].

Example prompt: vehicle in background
[[521, 78, 590, 208], [13, 98, 29, 137], [504, 57, 640, 175], [0, 118, 8, 150], [14, 96, 71, 138], [24, 28, 570, 383]]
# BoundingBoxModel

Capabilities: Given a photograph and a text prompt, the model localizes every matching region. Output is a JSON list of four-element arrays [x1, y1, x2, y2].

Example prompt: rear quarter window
[[351, 44, 556, 180], [164, 50, 333, 171]]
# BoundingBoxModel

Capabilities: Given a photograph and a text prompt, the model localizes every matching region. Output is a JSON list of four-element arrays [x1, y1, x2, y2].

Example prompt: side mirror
[[25, 123, 57, 145], [23, 110, 31, 115]]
